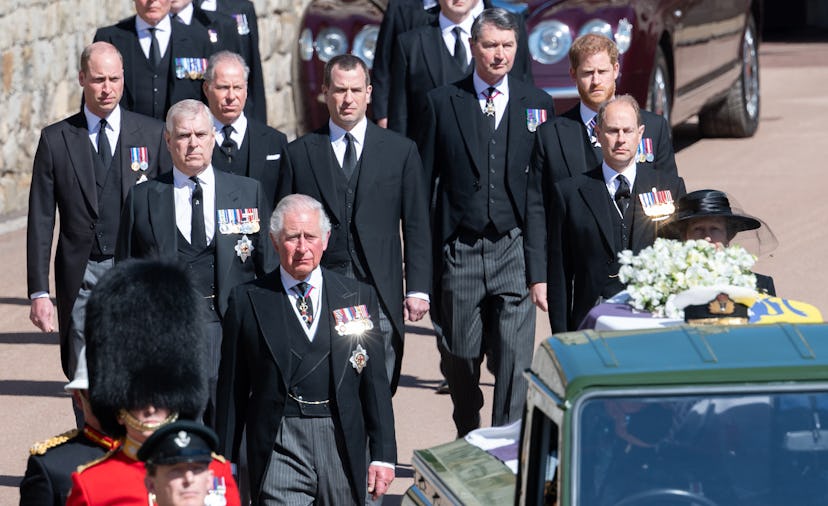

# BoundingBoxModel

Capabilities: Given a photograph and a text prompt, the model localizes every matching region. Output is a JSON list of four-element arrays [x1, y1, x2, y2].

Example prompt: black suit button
[[490, 184, 495, 189], [491, 139, 496, 144], [333, 223, 340, 229], [490, 154, 495, 160], [347, 188, 354, 194], [490, 169, 495, 174], [89, 223, 95, 229]]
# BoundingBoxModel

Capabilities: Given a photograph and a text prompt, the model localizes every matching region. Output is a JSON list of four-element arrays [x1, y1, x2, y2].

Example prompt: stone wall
[[0, 0, 309, 216]]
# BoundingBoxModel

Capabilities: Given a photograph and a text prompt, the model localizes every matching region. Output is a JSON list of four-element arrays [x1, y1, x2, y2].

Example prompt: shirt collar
[[280, 265, 324, 292], [173, 164, 215, 187], [328, 116, 368, 145], [84, 105, 121, 132], [213, 112, 247, 136], [579, 101, 599, 126], [473, 72, 508, 98], [602, 160, 637, 188], [439, 12, 474, 35], [172, 3, 194, 24], [135, 12, 172, 32]]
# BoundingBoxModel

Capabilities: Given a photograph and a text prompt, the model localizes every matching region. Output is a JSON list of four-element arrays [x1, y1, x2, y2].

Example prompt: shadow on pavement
[[0, 297, 34, 306], [0, 380, 69, 397], [398, 374, 443, 391], [0, 332, 58, 345], [0, 475, 21, 487], [404, 325, 435, 336]]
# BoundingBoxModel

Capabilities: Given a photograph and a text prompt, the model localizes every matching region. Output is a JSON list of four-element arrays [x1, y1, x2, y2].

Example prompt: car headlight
[[578, 19, 613, 40], [352, 25, 380, 68], [614, 18, 633, 54], [529, 21, 572, 64], [299, 28, 315, 62], [314, 27, 349, 62]]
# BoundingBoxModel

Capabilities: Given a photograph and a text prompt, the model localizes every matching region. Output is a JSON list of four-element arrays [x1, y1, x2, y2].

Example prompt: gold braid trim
[[29, 429, 78, 456], [211, 452, 226, 463], [76, 447, 120, 474]]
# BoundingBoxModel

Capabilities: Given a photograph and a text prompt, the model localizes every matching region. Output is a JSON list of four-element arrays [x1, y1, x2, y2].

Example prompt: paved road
[[1, 42, 826, 505]]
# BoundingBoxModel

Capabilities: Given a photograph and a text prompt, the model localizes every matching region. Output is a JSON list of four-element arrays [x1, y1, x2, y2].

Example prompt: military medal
[[637, 138, 655, 163], [205, 476, 227, 506], [175, 58, 208, 80], [349, 343, 369, 374], [234, 13, 251, 35], [333, 304, 374, 336], [208, 29, 218, 44], [639, 187, 675, 221], [234, 235, 254, 262], [217, 208, 260, 234], [129, 147, 149, 172], [525, 108, 548, 133]]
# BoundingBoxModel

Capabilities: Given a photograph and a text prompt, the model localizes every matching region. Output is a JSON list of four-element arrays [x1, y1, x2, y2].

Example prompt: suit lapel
[[451, 77, 484, 177], [122, 19, 145, 105], [578, 168, 616, 253], [353, 123, 381, 215], [118, 113, 142, 196], [420, 25, 446, 89], [245, 123, 264, 180], [249, 280, 290, 388], [148, 174, 178, 253], [629, 167, 658, 251], [214, 170, 242, 288], [306, 128, 342, 224], [322, 272, 360, 391], [63, 114, 98, 214], [560, 104, 600, 172]]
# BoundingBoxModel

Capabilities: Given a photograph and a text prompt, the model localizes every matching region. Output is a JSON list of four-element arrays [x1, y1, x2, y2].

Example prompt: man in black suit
[[94, 0, 213, 120], [418, 9, 554, 436], [116, 99, 275, 421], [525, 34, 678, 311], [215, 194, 396, 505], [372, 0, 439, 128], [27, 42, 169, 385], [205, 51, 287, 210], [546, 95, 686, 332], [199, 0, 267, 122], [277, 54, 431, 394], [388, 0, 480, 138], [170, 0, 241, 55], [375, 0, 533, 130], [19, 354, 120, 506]]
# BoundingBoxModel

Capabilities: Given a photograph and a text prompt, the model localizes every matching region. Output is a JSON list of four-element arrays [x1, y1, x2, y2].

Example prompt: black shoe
[[435, 380, 450, 395]]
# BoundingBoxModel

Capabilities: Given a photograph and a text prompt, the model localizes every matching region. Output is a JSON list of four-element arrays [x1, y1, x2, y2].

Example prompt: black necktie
[[97, 119, 112, 169], [293, 282, 314, 328], [483, 87, 497, 133], [614, 175, 631, 215], [342, 133, 357, 180], [452, 26, 467, 71], [148, 27, 162, 68], [190, 176, 207, 249], [221, 124, 237, 158]]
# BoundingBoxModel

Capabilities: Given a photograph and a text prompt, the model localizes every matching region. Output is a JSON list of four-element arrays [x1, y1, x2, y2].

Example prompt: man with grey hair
[[27, 41, 169, 407], [204, 51, 287, 209], [545, 95, 685, 332], [116, 98, 274, 424], [418, 8, 554, 437], [216, 193, 397, 505]]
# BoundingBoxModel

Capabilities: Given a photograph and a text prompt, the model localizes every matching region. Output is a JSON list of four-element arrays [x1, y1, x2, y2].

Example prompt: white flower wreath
[[618, 238, 757, 318]]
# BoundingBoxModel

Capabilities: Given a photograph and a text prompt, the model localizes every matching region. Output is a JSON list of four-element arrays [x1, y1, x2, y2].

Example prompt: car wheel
[[646, 46, 671, 125], [699, 16, 760, 138]]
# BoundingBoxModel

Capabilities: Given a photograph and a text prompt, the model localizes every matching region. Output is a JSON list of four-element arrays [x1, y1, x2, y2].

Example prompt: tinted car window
[[575, 388, 828, 506]]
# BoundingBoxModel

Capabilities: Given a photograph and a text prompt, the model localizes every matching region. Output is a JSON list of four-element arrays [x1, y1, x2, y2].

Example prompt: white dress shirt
[[84, 105, 121, 155], [602, 161, 637, 217], [135, 15, 172, 59], [328, 117, 367, 165], [473, 72, 509, 130], [439, 12, 474, 66], [280, 266, 324, 341], [173, 165, 216, 245], [213, 113, 248, 148], [171, 2, 194, 24], [200, 0, 217, 10]]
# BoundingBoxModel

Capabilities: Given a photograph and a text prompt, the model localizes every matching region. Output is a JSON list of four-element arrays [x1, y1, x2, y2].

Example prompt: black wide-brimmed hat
[[662, 189, 761, 239]]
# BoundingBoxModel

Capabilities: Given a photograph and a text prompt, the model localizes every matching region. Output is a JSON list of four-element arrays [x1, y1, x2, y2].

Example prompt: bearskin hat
[[85, 259, 208, 437]]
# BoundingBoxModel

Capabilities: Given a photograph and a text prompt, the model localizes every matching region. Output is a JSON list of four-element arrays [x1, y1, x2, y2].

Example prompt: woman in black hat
[[665, 189, 777, 295]]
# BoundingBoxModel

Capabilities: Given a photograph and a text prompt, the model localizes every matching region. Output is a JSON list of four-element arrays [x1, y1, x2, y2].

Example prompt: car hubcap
[[743, 27, 759, 120]]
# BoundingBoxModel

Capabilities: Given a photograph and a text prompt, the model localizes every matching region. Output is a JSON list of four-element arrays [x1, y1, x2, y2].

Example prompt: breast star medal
[[234, 235, 254, 262], [349, 343, 369, 374]]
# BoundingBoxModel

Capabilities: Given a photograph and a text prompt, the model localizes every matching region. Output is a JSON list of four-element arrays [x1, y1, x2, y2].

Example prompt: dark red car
[[296, 0, 761, 137]]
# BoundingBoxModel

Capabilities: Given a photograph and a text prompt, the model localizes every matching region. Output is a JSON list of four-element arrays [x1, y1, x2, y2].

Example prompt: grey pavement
[[1, 42, 826, 504]]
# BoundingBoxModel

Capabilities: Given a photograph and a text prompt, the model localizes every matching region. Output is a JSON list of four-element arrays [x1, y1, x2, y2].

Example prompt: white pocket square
[[136, 174, 148, 184], [266, 154, 280, 160]]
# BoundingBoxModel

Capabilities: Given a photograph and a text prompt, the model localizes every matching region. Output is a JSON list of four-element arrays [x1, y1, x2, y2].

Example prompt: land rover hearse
[[404, 323, 828, 505]]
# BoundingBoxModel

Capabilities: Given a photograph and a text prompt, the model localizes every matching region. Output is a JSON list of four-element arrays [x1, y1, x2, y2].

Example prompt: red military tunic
[[66, 437, 240, 506]]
